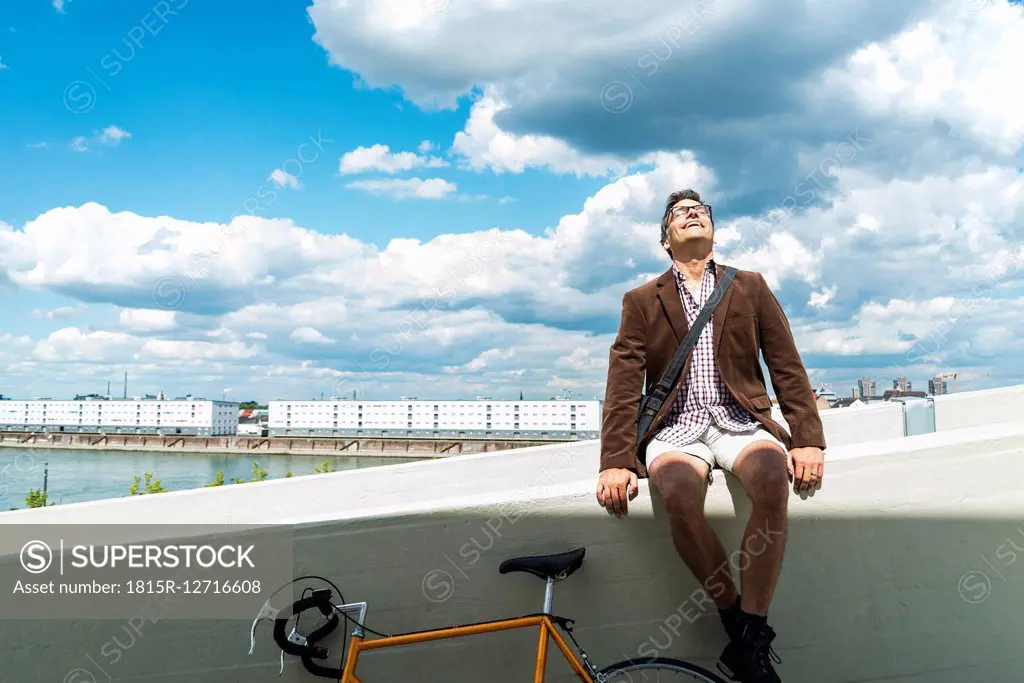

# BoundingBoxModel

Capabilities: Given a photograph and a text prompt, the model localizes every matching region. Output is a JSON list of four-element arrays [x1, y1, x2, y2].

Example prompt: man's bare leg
[[649, 452, 738, 610], [713, 442, 790, 683], [730, 441, 791, 616]]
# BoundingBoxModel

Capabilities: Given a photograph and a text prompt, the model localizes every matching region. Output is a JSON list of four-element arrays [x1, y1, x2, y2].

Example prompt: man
[[595, 189, 826, 683]]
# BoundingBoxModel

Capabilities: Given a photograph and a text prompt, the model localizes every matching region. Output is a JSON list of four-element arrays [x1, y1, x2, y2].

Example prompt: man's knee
[[651, 456, 709, 522], [733, 441, 789, 508]]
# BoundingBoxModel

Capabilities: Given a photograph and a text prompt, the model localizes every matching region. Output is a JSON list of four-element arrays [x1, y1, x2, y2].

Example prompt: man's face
[[664, 199, 713, 251]]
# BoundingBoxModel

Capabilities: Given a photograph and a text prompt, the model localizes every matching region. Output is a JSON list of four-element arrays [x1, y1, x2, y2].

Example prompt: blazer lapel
[[712, 262, 736, 356], [656, 268, 688, 342]]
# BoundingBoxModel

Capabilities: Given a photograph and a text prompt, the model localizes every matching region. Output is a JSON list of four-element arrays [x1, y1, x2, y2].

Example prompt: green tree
[[284, 470, 293, 478], [313, 460, 336, 474], [206, 463, 267, 487], [249, 461, 269, 481], [25, 488, 54, 508], [129, 472, 167, 495]]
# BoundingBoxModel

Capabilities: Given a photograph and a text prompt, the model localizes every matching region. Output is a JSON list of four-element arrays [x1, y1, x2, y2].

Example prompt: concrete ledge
[[774, 401, 906, 447], [933, 384, 1024, 431], [3, 416, 1024, 681], [773, 384, 1024, 442], [6, 420, 1024, 525]]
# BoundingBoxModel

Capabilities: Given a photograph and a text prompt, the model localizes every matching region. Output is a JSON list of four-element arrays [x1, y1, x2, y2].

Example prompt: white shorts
[[645, 422, 786, 479]]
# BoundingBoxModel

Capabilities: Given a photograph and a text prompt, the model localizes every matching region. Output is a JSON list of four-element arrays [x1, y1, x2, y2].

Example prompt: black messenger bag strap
[[636, 266, 738, 445]]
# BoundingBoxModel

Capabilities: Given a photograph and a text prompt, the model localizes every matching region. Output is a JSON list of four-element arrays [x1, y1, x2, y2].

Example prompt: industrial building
[[0, 399, 239, 436], [267, 399, 602, 440]]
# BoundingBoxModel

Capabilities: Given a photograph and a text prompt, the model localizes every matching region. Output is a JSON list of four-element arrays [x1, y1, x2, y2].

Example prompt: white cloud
[[139, 339, 259, 361], [307, 0, 1022, 199], [0, 333, 33, 349], [0, 202, 372, 295], [307, 0, 730, 110], [98, 126, 131, 145], [290, 326, 334, 344], [554, 348, 605, 372], [52, 0, 64, 12], [206, 327, 236, 342], [304, 0, 930, 127], [817, 3, 1024, 156], [453, 347, 517, 372], [33, 328, 139, 363], [0, 154, 708, 398], [7, 136, 1021, 399], [32, 304, 87, 319], [719, 165, 1024, 306], [0, 56, 8, 70], [450, 89, 634, 177], [809, 286, 837, 309], [119, 308, 177, 332], [269, 168, 301, 190], [339, 143, 448, 174], [345, 176, 457, 199], [29, 327, 258, 367], [70, 125, 132, 153]]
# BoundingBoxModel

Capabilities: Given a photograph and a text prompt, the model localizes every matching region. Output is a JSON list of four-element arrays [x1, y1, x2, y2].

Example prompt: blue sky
[[1, 0, 1022, 403], [0, 0, 600, 233]]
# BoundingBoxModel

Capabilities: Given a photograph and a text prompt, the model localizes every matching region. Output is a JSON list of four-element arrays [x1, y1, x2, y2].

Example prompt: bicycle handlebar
[[271, 590, 339, 662], [249, 576, 352, 679]]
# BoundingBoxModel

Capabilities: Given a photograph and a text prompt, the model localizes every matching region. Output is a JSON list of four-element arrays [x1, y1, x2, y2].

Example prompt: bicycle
[[248, 546, 729, 682]]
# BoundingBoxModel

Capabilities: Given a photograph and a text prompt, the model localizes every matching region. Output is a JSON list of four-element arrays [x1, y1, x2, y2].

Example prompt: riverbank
[[0, 431, 559, 457], [2, 441, 425, 457], [0, 447, 426, 507]]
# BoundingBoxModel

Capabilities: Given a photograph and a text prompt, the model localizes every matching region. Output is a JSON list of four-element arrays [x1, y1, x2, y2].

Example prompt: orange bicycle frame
[[337, 614, 595, 683]]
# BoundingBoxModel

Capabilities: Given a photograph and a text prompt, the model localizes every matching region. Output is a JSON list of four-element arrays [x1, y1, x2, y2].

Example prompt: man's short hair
[[660, 188, 707, 249]]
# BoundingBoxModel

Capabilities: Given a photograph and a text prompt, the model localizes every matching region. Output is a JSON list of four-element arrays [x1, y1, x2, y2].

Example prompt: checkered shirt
[[653, 259, 760, 446]]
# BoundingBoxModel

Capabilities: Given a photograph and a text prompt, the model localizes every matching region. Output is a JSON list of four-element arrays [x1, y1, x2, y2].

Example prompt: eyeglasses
[[669, 203, 712, 220]]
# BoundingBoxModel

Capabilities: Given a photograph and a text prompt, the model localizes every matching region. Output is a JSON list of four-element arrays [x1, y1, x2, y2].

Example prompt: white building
[[0, 399, 238, 436], [267, 399, 602, 440]]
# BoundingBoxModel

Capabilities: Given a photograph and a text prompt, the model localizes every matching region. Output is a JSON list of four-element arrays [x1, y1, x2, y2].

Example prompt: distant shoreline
[[0, 440, 431, 458], [0, 431, 559, 458]]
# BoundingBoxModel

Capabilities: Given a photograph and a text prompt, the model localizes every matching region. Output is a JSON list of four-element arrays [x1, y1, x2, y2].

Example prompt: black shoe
[[716, 622, 782, 682]]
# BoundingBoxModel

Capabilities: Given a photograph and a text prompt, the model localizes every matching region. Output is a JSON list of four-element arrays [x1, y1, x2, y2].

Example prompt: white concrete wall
[[933, 383, 1024, 431], [773, 401, 906, 448], [774, 383, 1024, 447], [3, 414, 1024, 682]]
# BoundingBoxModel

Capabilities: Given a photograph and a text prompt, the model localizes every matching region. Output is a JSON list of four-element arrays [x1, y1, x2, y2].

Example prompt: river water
[[0, 448, 425, 510]]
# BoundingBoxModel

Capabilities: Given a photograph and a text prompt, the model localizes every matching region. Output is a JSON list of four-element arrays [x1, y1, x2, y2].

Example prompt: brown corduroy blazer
[[599, 263, 826, 477]]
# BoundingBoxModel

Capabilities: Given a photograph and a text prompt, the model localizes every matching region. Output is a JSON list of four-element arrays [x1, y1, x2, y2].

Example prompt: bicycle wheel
[[597, 656, 729, 682]]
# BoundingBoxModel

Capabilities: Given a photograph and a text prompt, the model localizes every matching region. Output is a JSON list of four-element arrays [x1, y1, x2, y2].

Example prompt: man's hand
[[790, 446, 824, 492], [596, 468, 639, 517]]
